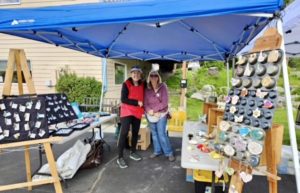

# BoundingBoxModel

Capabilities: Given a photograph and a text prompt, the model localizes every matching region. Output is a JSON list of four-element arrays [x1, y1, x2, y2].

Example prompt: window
[[0, 60, 31, 83], [114, 63, 126, 85], [0, 0, 21, 6]]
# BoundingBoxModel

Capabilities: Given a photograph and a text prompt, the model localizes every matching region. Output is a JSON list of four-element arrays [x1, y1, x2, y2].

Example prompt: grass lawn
[[170, 95, 300, 148]]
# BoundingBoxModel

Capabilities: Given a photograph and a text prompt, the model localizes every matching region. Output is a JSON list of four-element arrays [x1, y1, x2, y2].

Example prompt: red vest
[[120, 79, 144, 119]]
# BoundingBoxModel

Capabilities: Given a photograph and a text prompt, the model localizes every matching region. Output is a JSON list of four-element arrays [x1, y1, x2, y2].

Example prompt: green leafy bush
[[56, 71, 102, 104]]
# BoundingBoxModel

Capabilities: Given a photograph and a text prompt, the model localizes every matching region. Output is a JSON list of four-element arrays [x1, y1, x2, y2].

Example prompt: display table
[[54, 113, 117, 144], [181, 121, 225, 171]]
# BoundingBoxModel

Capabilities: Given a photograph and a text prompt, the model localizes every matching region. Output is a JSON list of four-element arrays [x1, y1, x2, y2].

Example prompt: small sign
[[180, 79, 187, 88]]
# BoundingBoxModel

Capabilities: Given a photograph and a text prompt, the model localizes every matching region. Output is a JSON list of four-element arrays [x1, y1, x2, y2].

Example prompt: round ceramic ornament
[[262, 76, 275, 89], [250, 128, 265, 141], [239, 127, 250, 137], [224, 144, 235, 156], [247, 141, 263, 155], [248, 155, 260, 167]]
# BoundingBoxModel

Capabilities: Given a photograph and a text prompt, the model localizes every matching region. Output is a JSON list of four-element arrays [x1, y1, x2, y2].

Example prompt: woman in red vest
[[117, 66, 144, 169]]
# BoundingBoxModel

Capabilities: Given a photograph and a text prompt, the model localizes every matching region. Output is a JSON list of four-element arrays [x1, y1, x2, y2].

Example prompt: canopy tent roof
[[283, 0, 300, 57], [0, 0, 284, 61]]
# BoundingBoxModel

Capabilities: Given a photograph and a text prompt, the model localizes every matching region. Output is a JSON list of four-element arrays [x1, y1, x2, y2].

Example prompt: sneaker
[[168, 155, 176, 162], [150, 153, 161, 159], [129, 152, 142, 161], [117, 158, 128, 169]]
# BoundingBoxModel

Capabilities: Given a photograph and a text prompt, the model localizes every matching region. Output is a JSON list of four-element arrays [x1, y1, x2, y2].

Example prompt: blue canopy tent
[[1, 0, 299, 192], [283, 0, 300, 57], [0, 0, 284, 61]]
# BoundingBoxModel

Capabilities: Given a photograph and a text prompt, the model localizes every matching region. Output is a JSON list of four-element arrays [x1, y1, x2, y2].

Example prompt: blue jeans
[[148, 116, 173, 156]]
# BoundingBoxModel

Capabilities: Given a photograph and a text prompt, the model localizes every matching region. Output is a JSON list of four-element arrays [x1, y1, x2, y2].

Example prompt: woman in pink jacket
[[144, 70, 175, 162]]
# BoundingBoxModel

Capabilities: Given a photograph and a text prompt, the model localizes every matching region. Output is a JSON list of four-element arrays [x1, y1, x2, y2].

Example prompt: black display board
[[0, 96, 49, 144], [38, 93, 78, 125]]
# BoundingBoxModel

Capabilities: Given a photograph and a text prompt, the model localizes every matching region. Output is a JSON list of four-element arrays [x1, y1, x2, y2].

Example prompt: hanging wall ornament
[[244, 63, 255, 77], [263, 100, 273, 109], [239, 171, 253, 183], [224, 144, 235, 156], [253, 108, 261, 118], [258, 51, 268, 63], [231, 95, 239, 105], [248, 53, 257, 64], [267, 50, 281, 63], [256, 89, 268, 99], [230, 106, 237, 114], [236, 66, 244, 76], [234, 115, 244, 123], [240, 88, 248, 97], [236, 55, 247, 65], [262, 76, 275, 89], [248, 141, 263, 155], [232, 78, 242, 87]]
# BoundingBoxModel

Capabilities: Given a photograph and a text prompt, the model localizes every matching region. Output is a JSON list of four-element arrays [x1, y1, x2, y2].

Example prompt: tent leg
[[226, 60, 230, 92], [277, 19, 300, 193]]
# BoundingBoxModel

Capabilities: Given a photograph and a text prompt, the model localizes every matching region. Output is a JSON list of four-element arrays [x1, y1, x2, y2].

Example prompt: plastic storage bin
[[193, 170, 229, 193]]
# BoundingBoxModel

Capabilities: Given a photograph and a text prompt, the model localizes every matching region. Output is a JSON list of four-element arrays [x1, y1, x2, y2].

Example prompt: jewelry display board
[[0, 49, 63, 193], [0, 96, 49, 144], [38, 93, 78, 125]]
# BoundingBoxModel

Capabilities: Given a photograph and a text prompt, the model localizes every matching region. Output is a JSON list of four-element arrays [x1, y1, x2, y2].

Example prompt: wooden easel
[[229, 28, 284, 193], [0, 49, 63, 193]]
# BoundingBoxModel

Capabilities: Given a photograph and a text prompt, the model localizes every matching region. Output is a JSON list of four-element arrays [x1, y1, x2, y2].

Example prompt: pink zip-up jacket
[[144, 83, 168, 114]]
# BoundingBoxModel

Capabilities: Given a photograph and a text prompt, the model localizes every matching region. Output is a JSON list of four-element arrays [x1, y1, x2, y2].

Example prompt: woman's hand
[[154, 112, 161, 117], [138, 101, 143, 107], [148, 109, 154, 115]]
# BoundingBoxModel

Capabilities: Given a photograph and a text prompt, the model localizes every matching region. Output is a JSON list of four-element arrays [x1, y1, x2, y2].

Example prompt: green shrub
[[56, 71, 102, 104]]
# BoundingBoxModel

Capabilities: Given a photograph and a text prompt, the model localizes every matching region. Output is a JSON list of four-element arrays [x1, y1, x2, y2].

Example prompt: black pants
[[118, 116, 141, 158]]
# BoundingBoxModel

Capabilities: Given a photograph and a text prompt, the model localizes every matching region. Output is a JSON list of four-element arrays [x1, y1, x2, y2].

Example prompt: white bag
[[146, 113, 160, 123]]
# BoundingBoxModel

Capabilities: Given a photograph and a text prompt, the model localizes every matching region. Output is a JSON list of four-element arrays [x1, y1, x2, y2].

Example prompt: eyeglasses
[[150, 74, 158, 78]]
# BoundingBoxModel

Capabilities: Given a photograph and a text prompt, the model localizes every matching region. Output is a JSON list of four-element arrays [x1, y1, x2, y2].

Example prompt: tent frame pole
[[277, 18, 300, 193]]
